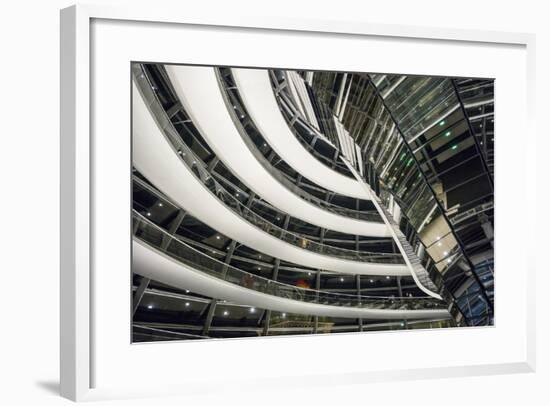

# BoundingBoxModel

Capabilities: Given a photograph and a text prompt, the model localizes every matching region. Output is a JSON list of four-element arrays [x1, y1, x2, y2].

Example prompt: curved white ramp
[[232, 67, 372, 200], [133, 81, 408, 276], [134, 239, 450, 320], [164, 65, 391, 238]]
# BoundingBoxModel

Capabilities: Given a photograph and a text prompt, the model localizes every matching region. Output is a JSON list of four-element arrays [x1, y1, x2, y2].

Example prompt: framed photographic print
[[60, 4, 536, 401]]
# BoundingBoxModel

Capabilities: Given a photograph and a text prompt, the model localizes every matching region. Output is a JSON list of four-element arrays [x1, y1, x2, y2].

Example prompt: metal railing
[[216, 67, 381, 222], [134, 211, 445, 311], [135, 65, 401, 264]]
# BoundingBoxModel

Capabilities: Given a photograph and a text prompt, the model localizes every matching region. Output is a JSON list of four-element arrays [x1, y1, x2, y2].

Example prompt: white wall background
[[0, 0, 547, 404]]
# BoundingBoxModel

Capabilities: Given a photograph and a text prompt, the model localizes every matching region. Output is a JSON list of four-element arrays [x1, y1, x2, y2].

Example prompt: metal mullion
[[368, 80, 493, 312]]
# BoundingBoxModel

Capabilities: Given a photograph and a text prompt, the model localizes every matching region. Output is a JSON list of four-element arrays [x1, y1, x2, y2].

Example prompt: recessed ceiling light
[[158, 202, 163, 207], [185, 302, 190, 307], [146, 212, 151, 217], [223, 310, 229, 316]]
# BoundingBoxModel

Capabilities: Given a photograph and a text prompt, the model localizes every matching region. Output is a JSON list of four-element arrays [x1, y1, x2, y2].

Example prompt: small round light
[[282, 313, 286, 318], [386, 276, 391, 280], [216, 235, 221, 239], [340, 277, 344, 282], [223, 310, 229, 316], [250, 308, 256, 313], [447, 258, 452, 263], [185, 290, 190, 293], [158, 202, 163, 207], [146, 212, 151, 217], [185, 302, 190, 307], [147, 305, 153, 309]]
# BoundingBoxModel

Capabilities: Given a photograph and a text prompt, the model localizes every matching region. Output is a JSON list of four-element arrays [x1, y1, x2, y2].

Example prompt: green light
[[444, 131, 451, 137], [400, 153, 406, 161], [406, 158, 413, 166], [439, 120, 446, 126], [451, 145, 458, 150]]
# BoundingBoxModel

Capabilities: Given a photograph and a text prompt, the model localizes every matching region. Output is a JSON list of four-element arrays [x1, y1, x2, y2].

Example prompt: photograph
[[131, 63, 494, 342]]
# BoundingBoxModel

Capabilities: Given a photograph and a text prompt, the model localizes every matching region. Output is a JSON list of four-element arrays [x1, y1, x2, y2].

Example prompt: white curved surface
[[164, 65, 392, 238], [232, 68, 372, 200], [134, 239, 450, 320], [133, 81, 408, 276]]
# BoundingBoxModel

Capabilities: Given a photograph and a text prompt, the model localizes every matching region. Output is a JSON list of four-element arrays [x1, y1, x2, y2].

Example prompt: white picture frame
[[60, 4, 536, 402]]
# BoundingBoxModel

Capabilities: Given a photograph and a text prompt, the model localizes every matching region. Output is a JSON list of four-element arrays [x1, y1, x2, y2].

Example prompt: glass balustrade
[[134, 66, 402, 264], [133, 211, 445, 311], [269, 70, 354, 177], [215, 68, 382, 222]]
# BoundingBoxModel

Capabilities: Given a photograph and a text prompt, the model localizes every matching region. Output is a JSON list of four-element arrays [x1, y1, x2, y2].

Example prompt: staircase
[[377, 204, 439, 294]]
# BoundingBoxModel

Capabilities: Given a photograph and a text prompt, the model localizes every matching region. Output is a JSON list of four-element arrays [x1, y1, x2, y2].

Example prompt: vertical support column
[[397, 276, 403, 297], [132, 276, 150, 316], [221, 240, 237, 278], [313, 270, 321, 334], [263, 258, 281, 336], [160, 209, 186, 250], [356, 274, 363, 332], [202, 300, 219, 336]]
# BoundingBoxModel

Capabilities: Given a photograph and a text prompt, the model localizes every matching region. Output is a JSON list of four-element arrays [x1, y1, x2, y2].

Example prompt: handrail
[[134, 65, 402, 264], [133, 174, 391, 257], [271, 70, 353, 176], [133, 211, 445, 311], [216, 68, 381, 223], [341, 159, 443, 300]]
